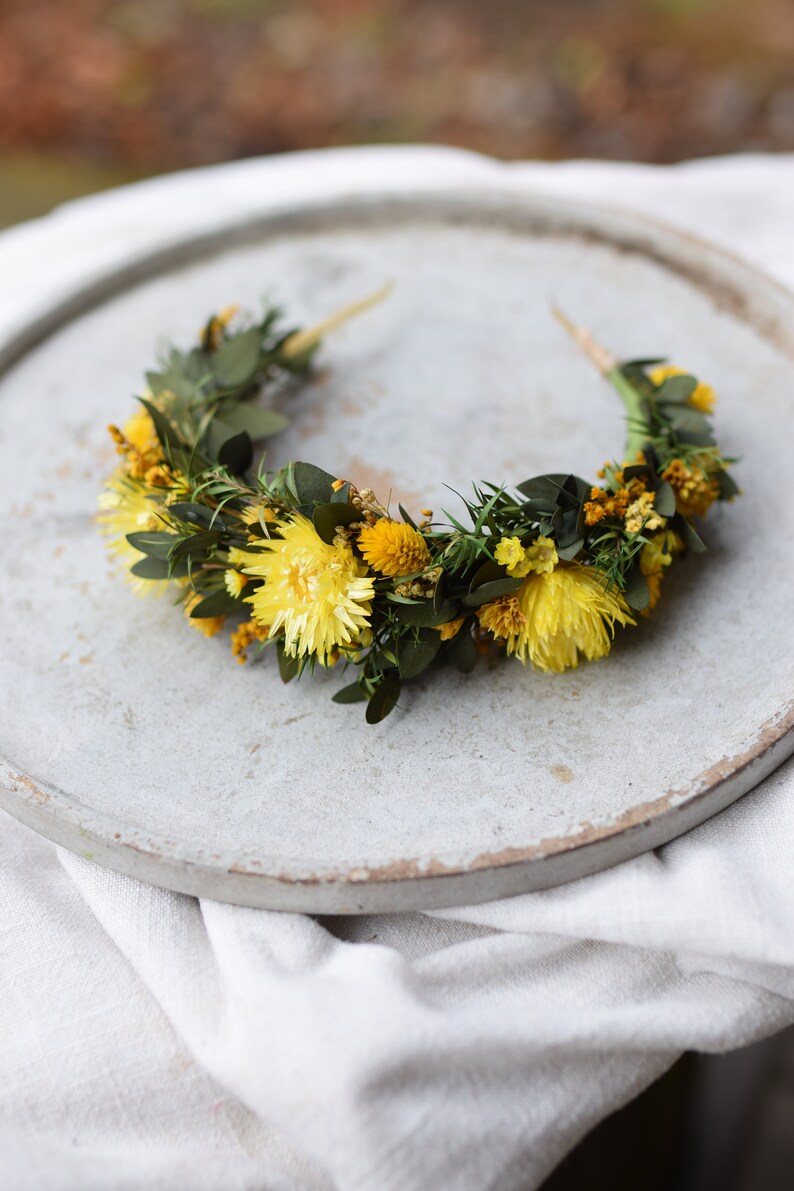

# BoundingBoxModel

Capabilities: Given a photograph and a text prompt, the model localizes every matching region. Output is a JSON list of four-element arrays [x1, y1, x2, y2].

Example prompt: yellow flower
[[231, 619, 269, 664], [242, 514, 375, 664], [639, 531, 684, 613], [650, 365, 716, 415], [494, 537, 526, 574], [624, 490, 664, 535], [224, 569, 248, 598], [97, 471, 170, 595], [358, 518, 430, 577], [436, 617, 465, 641], [477, 595, 526, 639], [184, 592, 225, 638], [108, 407, 165, 479], [486, 563, 634, 672], [522, 534, 558, 575], [662, 457, 720, 519]]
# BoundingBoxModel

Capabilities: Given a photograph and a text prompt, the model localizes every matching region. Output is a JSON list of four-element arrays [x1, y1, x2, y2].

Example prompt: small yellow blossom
[[242, 514, 374, 664], [523, 535, 559, 575], [650, 365, 716, 415], [224, 569, 248, 598], [231, 619, 269, 663], [108, 408, 164, 479], [662, 458, 720, 519], [358, 519, 430, 577], [436, 617, 465, 641], [184, 592, 225, 638], [624, 490, 664, 535], [494, 537, 526, 574]]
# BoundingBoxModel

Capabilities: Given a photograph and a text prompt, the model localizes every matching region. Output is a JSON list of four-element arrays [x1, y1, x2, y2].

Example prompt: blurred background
[[3, 1, 794, 1187], [2, 0, 794, 228]]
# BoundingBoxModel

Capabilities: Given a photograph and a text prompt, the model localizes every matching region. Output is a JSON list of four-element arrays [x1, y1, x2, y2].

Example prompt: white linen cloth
[[2, 148, 794, 1191]]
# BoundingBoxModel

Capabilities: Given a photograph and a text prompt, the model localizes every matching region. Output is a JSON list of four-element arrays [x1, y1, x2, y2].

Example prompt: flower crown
[[99, 293, 737, 723]]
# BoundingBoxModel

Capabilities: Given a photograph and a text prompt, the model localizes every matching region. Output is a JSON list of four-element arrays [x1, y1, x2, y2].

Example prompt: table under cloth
[[2, 147, 794, 1191]]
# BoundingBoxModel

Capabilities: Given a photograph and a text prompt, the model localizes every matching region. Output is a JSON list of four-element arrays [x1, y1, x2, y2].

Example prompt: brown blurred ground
[[1, 0, 794, 224]]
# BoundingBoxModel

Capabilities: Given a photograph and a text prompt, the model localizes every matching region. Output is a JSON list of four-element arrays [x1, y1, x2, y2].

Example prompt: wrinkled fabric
[[2, 153, 794, 1191]]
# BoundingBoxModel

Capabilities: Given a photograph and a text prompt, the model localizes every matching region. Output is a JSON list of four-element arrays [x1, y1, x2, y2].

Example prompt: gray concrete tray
[[1, 168, 793, 912]]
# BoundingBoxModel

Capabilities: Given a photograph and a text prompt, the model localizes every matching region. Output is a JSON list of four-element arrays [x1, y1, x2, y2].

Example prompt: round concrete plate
[[1, 171, 793, 912]]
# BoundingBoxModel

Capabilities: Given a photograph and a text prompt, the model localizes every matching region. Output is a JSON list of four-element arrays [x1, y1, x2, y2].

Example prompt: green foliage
[[104, 306, 739, 723]]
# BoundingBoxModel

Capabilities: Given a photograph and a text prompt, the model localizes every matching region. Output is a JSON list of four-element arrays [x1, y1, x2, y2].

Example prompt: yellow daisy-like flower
[[242, 514, 375, 664], [97, 471, 170, 595], [494, 537, 526, 574], [358, 518, 430, 577], [650, 365, 716, 415], [483, 563, 634, 672], [224, 569, 248, 598]]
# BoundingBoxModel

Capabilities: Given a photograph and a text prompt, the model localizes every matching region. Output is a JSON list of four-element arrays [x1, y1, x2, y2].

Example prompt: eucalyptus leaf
[[655, 374, 697, 404], [398, 630, 441, 679], [676, 516, 708, 554], [293, 461, 336, 507], [277, 643, 301, 683], [653, 480, 676, 518], [468, 559, 505, 592], [138, 397, 183, 450], [170, 529, 222, 560], [125, 530, 175, 559], [215, 403, 289, 441], [188, 590, 242, 618], [366, 672, 401, 724], [623, 567, 650, 612], [717, 469, 740, 500], [218, 430, 253, 475], [461, 577, 522, 608], [167, 502, 229, 532], [446, 626, 476, 673], [313, 501, 360, 545], [214, 328, 262, 387], [556, 537, 584, 561], [130, 556, 189, 580], [393, 598, 460, 627]]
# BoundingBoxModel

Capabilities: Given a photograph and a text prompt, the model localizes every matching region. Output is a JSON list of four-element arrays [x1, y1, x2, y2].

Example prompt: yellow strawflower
[[97, 471, 170, 595], [242, 514, 374, 664], [650, 365, 716, 415], [358, 518, 430, 577], [481, 562, 634, 672]]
